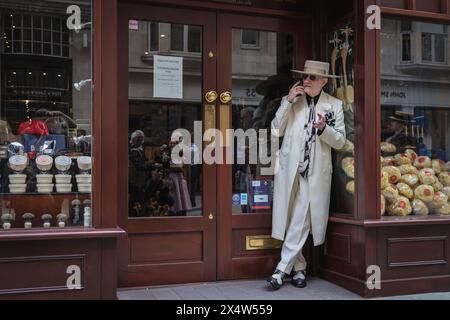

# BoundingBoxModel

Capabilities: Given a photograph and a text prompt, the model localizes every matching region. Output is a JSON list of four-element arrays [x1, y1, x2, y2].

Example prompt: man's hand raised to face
[[287, 81, 305, 103]]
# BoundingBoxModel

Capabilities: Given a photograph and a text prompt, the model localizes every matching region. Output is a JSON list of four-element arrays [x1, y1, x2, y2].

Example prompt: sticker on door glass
[[250, 179, 271, 210], [154, 55, 183, 99], [240, 194, 248, 205], [232, 193, 241, 206], [129, 20, 139, 30]]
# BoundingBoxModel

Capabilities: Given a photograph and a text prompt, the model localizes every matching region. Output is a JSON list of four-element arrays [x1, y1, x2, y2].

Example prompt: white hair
[[130, 130, 145, 144]]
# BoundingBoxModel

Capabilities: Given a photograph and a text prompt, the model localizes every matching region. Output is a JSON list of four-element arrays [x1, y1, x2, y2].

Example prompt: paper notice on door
[[154, 55, 183, 99]]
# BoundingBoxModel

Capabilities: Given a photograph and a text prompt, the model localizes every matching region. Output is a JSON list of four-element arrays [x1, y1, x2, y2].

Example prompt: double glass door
[[118, 3, 307, 287]]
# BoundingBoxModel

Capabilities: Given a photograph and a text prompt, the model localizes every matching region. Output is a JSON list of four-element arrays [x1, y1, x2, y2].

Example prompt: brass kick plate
[[246, 235, 282, 251]]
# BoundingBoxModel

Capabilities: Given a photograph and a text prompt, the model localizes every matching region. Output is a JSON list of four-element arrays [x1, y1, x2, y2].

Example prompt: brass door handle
[[220, 91, 232, 104], [205, 91, 218, 103]]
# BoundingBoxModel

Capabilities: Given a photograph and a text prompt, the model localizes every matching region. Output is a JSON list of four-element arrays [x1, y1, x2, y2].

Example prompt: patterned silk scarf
[[298, 99, 317, 178]]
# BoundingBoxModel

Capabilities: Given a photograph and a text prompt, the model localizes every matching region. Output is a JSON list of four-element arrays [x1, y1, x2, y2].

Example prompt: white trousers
[[276, 174, 311, 274]]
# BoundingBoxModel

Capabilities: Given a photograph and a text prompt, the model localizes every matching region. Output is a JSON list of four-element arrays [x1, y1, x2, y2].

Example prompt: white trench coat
[[271, 92, 346, 246]]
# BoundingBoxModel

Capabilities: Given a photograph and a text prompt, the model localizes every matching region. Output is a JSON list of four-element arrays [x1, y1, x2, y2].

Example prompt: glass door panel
[[128, 20, 203, 218], [231, 28, 294, 215]]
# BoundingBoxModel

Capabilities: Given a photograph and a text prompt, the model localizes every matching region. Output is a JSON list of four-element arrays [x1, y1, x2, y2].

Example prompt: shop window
[[2, 13, 70, 58], [188, 26, 201, 53], [400, 21, 412, 63], [170, 24, 202, 53], [241, 29, 260, 49], [422, 33, 446, 63], [0, 1, 93, 231], [149, 22, 159, 52], [170, 24, 184, 51], [401, 33, 412, 62], [380, 18, 450, 218], [396, 20, 448, 65]]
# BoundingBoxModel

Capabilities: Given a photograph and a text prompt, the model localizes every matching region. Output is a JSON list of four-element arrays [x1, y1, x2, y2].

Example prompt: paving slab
[[118, 278, 363, 300]]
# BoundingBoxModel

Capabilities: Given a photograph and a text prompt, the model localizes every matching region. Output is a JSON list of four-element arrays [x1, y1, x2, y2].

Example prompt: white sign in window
[[153, 55, 183, 99], [129, 20, 139, 30]]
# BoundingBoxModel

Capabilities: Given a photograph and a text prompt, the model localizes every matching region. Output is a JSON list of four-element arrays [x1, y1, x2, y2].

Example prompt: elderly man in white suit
[[268, 60, 346, 290]]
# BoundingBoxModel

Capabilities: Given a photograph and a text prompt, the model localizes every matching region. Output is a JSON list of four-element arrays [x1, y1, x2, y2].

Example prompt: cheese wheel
[[397, 183, 414, 200], [395, 154, 412, 165], [412, 199, 429, 216], [400, 174, 419, 187], [381, 142, 396, 153], [382, 157, 397, 167], [432, 159, 446, 174], [438, 172, 450, 187], [436, 203, 450, 215], [414, 185, 434, 203], [429, 191, 448, 209], [399, 165, 418, 175], [414, 156, 432, 169], [382, 184, 399, 202], [442, 187, 450, 198], [405, 149, 418, 161], [387, 196, 412, 216], [432, 180, 444, 192], [383, 166, 401, 184], [418, 168, 436, 185]]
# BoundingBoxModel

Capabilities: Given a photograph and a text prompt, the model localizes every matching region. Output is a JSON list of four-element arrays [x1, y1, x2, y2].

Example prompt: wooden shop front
[[1, 0, 450, 300], [116, 0, 450, 298]]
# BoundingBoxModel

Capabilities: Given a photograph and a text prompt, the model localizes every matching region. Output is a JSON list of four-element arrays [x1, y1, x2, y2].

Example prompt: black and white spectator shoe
[[267, 269, 287, 290], [291, 270, 307, 288]]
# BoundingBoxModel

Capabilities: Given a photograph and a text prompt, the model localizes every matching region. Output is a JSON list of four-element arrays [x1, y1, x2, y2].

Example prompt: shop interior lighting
[[74, 79, 92, 91], [73, 22, 92, 34]]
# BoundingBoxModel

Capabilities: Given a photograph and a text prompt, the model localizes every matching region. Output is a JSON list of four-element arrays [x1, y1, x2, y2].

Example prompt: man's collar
[[306, 90, 323, 106]]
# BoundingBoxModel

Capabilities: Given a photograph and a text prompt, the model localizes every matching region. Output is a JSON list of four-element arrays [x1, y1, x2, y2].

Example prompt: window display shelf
[[329, 214, 450, 227], [0, 192, 90, 196], [0, 193, 91, 230], [0, 227, 125, 242]]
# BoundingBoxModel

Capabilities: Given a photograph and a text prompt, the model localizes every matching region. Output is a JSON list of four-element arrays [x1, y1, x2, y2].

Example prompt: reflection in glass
[[327, 24, 356, 216], [0, 1, 93, 230], [380, 18, 450, 217], [128, 21, 203, 218], [231, 29, 294, 214]]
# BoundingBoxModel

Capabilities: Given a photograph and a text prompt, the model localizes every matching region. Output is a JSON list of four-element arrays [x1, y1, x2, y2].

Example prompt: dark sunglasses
[[302, 74, 319, 81]]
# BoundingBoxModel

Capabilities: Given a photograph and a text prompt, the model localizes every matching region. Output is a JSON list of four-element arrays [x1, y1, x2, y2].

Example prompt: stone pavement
[[118, 278, 450, 300], [118, 278, 361, 300]]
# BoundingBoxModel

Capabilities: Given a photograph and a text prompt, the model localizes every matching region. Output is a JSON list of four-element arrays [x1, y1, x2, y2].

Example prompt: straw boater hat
[[291, 60, 340, 79], [388, 111, 416, 124]]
